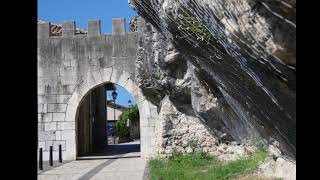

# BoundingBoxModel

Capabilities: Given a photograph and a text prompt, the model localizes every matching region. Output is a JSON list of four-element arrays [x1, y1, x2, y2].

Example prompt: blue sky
[[38, 0, 138, 106], [38, 0, 138, 33], [106, 85, 137, 107]]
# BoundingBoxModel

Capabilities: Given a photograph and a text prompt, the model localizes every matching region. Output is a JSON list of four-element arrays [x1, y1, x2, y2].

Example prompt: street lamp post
[[112, 90, 118, 144], [127, 100, 132, 128], [127, 100, 132, 140]]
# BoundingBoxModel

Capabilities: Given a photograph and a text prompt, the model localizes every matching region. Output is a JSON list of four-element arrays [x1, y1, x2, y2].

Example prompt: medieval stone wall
[[37, 18, 158, 161]]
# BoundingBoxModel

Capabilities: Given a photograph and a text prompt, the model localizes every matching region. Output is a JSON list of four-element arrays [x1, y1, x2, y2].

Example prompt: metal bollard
[[49, 146, 53, 166], [39, 148, 43, 170], [59, 144, 62, 163]]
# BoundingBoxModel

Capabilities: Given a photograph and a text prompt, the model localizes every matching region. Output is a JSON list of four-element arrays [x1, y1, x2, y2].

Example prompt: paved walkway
[[38, 141, 148, 180]]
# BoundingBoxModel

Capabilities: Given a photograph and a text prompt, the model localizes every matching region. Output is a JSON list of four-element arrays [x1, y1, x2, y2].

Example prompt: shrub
[[116, 104, 139, 139]]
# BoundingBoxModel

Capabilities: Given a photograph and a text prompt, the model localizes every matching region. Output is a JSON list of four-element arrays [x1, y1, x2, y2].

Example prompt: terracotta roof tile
[[38, 19, 87, 35]]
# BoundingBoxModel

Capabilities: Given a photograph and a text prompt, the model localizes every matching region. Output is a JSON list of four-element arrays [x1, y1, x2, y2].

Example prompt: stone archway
[[38, 18, 157, 161], [63, 67, 157, 160]]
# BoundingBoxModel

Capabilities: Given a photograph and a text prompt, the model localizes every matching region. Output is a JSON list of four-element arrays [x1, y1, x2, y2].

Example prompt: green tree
[[116, 104, 139, 139]]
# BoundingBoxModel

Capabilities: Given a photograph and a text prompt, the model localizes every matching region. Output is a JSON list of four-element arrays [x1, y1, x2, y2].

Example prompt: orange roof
[[38, 19, 87, 35]]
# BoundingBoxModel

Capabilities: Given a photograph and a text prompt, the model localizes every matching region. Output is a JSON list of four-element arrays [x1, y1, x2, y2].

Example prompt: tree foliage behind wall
[[116, 104, 139, 139]]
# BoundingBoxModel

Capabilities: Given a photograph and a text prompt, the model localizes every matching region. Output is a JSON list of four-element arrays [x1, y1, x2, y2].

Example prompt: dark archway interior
[[76, 82, 141, 159]]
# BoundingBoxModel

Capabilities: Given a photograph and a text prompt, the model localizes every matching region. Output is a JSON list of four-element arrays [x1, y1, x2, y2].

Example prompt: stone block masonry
[[48, 104, 67, 113], [38, 18, 157, 161]]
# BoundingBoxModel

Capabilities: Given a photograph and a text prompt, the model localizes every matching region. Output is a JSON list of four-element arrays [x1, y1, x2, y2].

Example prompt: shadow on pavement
[[77, 141, 141, 160]]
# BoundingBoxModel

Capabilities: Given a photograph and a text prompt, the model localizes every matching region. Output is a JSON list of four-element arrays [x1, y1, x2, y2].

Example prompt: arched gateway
[[37, 18, 157, 161]]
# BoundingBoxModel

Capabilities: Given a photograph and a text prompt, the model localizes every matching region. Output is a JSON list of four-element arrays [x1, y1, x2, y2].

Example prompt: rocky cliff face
[[129, 0, 296, 161]]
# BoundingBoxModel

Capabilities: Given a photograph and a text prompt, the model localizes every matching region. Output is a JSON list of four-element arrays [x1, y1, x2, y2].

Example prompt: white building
[[106, 100, 128, 137]]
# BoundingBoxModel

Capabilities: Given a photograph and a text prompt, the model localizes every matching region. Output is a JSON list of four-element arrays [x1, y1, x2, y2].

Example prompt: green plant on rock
[[170, 148, 183, 160], [187, 140, 198, 149], [177, 11, 213, 43], [176, 10, 227, 58]]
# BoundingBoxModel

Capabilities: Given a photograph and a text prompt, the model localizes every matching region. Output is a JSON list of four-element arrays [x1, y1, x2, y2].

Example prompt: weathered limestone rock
[[129, 1, 296, 178], [185, 147, 193, 154], [268, 140, 282, 160], [274, 158, 296, 180], [130, 0, 296, 161], [154, 95, 255, 161], [256, 157, 296, 180], [155, 96, 216, 154]]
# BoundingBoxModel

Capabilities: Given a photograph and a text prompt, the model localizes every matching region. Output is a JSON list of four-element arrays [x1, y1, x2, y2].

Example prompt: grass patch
[[149, 148, 267, 180]]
